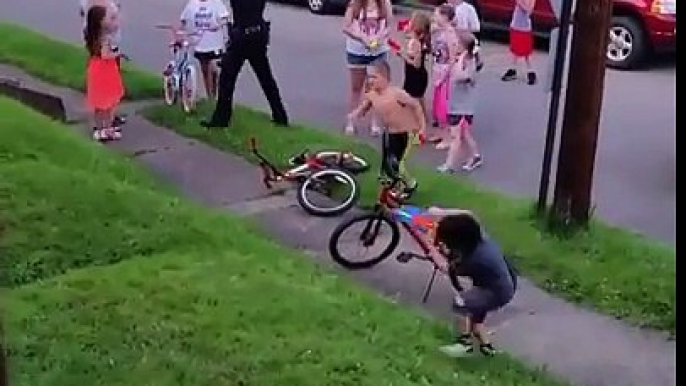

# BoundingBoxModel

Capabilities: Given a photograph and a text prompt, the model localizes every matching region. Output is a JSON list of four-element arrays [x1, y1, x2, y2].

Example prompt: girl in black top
[[393, 12, 431, 108]]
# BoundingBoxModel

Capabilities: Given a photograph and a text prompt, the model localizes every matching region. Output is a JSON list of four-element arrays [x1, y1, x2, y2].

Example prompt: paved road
[[0, 0, 676, 243]]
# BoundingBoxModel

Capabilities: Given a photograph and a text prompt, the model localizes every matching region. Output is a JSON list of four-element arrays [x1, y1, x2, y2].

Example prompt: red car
[[420, 0, 676, 69]]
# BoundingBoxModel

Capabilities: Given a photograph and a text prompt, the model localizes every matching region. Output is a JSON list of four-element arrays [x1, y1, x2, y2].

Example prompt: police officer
[[201, 0, 289, 128]]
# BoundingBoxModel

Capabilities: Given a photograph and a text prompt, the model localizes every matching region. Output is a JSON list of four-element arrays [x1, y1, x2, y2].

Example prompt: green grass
[[143, 103, 676, 334], [0, 22, 160, 100], [0, 23, 675, 334], [0, 96, 567, 385]]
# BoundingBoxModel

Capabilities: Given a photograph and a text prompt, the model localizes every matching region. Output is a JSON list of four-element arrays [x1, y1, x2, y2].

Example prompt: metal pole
[[536, 0, 576, 214]]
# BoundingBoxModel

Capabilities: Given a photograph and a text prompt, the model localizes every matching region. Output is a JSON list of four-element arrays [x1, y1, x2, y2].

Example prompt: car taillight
[[651, 0, 677, 15]]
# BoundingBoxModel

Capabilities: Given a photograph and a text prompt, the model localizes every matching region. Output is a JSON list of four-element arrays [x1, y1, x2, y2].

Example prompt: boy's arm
[[348, 97, 373, 120], [395, 89, 426, 134]]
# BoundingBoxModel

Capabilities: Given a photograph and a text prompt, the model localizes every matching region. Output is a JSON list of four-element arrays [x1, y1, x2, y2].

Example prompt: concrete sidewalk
[[1, 65, 675, 386]]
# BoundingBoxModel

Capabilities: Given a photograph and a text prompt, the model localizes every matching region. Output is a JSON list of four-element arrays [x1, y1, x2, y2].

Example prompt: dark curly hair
[[435, 213, 484, 256]]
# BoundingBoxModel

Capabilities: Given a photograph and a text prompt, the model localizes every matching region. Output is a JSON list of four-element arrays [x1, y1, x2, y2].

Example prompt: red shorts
[[509, 28, 534, 57]]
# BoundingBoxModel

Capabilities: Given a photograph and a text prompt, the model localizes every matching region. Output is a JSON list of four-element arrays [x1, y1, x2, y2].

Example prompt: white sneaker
[[435, 141, 450, 150], [436, 164, 456, 174], [439, 343, 474, 358], [345, 123, 355, 136]]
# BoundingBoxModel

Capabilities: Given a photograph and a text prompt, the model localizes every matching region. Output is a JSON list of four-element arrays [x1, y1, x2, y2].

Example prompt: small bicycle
[[249, 137, 369, 217], [157, 24, 201, 113], [327, 161, 464, 302]]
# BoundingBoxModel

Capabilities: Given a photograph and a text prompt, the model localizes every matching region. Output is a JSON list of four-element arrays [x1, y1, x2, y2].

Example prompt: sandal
[[92, 127, 121, 142]]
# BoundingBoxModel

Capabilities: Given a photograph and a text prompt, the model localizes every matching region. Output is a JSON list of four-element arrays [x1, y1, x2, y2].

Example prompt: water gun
[[397, 18, 410, 32], [392, 205, 436, 235]]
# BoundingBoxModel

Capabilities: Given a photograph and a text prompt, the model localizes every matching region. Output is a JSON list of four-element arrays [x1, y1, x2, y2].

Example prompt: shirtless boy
[[348, 61, 426, 191]]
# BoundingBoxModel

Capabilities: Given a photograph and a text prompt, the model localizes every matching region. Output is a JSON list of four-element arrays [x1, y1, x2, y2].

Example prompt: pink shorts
[[432, 82, 449, 127]]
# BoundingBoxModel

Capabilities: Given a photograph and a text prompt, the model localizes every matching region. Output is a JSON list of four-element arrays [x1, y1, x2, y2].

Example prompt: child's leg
[[398, 133, 417, 191], [502, 29, 520, 81], [92, 109, 106, 140], [461, 117, 483, 171], [209, 58, 220, 99], [524, 54, 537, 85], [101, 108, 121, 140], [198, 59, 212, 99], [438, 118, 463, 173]]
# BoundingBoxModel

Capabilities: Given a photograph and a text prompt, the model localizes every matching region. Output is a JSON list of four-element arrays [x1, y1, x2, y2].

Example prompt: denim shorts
[[346, 52, 387, 68]]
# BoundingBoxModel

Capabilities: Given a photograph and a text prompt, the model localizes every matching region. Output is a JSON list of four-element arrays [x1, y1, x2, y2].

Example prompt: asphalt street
[[0, 0, 676, 243]]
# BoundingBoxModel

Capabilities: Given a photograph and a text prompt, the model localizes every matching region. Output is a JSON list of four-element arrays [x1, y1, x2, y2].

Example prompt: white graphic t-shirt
[[180, 0, 230, 53]]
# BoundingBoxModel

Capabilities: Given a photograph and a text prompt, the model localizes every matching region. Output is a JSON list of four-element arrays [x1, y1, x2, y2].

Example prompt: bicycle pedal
[[396, 252, 416, 263]]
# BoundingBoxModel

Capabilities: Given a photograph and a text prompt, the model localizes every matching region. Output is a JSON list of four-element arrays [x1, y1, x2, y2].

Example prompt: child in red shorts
[[501, 0, 537, 85]]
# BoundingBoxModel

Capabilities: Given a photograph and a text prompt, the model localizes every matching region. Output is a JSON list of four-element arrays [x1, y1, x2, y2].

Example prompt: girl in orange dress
[[84, 5, 125, 141]]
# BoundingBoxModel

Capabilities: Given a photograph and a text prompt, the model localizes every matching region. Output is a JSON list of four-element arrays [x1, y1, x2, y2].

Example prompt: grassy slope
[[0, 22, 159, 100], [0, 21, 675, 333], [0, 97, 567, 385]]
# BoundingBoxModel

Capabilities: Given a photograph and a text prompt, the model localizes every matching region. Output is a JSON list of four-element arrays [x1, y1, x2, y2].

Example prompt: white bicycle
[[157, 24, 201, 113]]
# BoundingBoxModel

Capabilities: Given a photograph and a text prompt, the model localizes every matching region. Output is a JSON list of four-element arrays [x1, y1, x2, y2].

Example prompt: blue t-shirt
[[458, 239, 516, 301]]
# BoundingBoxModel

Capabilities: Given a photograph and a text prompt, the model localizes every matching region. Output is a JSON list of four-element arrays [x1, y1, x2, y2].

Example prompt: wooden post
[[551, 0, 613, 225]]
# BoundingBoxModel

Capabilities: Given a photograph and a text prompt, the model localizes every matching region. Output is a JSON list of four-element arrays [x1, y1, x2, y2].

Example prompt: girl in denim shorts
[[343, 0, 393, 136]]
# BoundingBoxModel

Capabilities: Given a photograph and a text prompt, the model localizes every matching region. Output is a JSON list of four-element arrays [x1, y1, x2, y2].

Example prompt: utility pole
[[550, 0, 613, 225]]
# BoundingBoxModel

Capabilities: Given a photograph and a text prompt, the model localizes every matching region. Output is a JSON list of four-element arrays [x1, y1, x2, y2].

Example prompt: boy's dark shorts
[[452, 287, 507, 324], [448, 114, 474, 127]]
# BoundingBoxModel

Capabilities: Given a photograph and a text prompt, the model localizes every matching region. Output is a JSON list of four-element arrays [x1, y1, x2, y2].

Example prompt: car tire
[[607, 16, 648, 70], [307, 0, 330, 14]]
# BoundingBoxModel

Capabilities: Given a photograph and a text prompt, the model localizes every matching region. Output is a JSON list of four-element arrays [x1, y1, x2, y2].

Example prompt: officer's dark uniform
[[202, 0, 288, 128]]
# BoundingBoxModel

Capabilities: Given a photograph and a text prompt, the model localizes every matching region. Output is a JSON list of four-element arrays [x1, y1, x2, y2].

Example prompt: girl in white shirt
[[180, 0, 230, 100]]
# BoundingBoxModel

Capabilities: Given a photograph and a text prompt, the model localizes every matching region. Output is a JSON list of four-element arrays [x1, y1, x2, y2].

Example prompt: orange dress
[[86, 55, 124, 111]]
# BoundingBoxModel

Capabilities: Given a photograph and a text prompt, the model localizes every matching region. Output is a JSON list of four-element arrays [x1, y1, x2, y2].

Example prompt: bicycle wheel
[[181, 65, 198, 113], [328, 212, 401, 269], [297, 168, 359, 217], [163, 74, 177, 106], [315, 151, 370, 174]]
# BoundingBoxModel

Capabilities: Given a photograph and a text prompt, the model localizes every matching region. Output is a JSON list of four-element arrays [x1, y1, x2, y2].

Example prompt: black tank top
[[402, 46, 429, 98]]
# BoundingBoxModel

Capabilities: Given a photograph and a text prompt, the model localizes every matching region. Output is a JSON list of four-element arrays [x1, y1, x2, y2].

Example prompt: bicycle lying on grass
[[249, 137, 370, 217], [327, 159, 464, 302]]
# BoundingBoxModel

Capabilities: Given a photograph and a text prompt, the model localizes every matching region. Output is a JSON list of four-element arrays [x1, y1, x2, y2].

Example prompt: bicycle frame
[[249, 137, 328, 189], [158, 25, 198, 90], [373, 179, 443, 303]]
